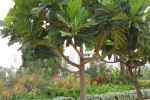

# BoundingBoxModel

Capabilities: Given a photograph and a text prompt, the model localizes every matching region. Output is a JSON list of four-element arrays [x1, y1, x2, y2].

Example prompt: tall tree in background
[[0, 20, 5, 27], [101, 0, 150, 99], [1, 0, 150, 99]]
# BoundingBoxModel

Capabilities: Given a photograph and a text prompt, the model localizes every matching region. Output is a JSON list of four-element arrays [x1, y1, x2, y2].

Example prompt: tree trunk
[[120, 56, 125, 76], [138, 66, 141, 77], [120, 63, 125, 75], [120, 56, 126, 83], [79, 44, 87, 100], [128, 68, 144, 100], [80, 66, 86, 100]]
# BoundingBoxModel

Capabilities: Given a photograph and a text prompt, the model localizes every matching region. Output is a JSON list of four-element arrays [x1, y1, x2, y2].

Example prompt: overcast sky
[[0, 0, 22, 68]]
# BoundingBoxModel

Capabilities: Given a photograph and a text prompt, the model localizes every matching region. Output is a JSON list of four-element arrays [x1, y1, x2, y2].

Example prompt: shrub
[[86, 61, 131, 85], [1, 74, 47, 99], [50, 75, 79, 89], [45, 87, 80, 99], [87, 84, 134, 95], [45, 83, 134, 100], [7, 89, 48, 100], [52, 97, 75, 100], [140, 67, 150, 80], [87, 89, 150, 100]]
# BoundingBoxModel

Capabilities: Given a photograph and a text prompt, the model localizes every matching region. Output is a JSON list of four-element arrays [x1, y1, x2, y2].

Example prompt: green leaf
[[4, 16, 13, 27], [112, 13, 129, 20], [74, 7, 89, 29], [32, 39, 49, 48], [129, 0, 143, 16], [31, 7, 45, 17], [34, 45, 55, 59], [56, 13, 72, 27], [146, 41, 150, 50], [100, 0, 116, 11], [66, 0, 82, 21], [141, 0, 150, 12], [112, 32, 127, 48]]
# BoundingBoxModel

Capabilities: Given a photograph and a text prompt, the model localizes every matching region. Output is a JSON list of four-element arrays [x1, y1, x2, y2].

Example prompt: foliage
[[1, 68, 48, 99], [139, 80, 150, 85], [87, 89, 150, 100], [140, 67, 150, 80], [0, 20, 5, 26], [87, 84, 134, 95], [0, 81, 6, 95], [45, 83, 134, 100], [52, 97, 75, 100], [41, 86, 80, 100], [0, 67, 15, 88], [2, 0, 150, 69], [7, 84, 136, 100], [86, 61, 131, 84], [20, 41, 61, 77], [50, 75, 79, 89], [5, 68, 16, 88], [8, 89, 48, 100], [1, 0, 150, 99], [0, 69, 5, 82]]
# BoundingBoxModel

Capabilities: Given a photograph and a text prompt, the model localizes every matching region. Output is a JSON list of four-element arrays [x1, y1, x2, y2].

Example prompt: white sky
[[0, 0, 22, 68]]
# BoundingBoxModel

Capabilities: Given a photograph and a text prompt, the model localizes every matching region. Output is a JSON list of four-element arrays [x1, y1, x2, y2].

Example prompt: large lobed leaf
[[74, 7, 89, 29], [129, 0, 143, 16], [66, 0, 82, 21]]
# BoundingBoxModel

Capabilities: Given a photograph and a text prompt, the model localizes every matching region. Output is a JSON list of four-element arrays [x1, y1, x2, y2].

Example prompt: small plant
[[50, 75, 79, 89], [52, 97, 75, 100]]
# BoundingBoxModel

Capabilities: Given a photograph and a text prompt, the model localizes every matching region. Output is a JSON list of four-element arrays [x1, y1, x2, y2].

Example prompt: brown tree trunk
[[128, 68, 144, 100], [80, 66, 86, 100], [120, 56, 126, 83], [120, 56, 125, 76], [120, 63, 125, 75], [79, 44, 87, 100], [138, 66, 141, 77]]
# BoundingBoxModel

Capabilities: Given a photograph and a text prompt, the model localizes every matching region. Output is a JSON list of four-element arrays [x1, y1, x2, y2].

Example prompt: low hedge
[[52, 97, 75, 100], [6, 88, 150, 100], [52, 89, 150, 100], [87, 89, 150, 100]]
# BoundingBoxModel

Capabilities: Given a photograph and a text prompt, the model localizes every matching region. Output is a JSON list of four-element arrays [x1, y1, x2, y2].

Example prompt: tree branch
[[113, 54, 126, 64], [70, 40, 84, 59], [53, 57, 80, 74], [57, 48, 80, 68], [84, 47, 115, 64], [102, 59, 119, 63], [84, 31, 108, 63], [98, 48, 115, 60]]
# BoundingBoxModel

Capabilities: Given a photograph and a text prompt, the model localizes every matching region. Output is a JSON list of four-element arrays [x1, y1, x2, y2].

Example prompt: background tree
[[101, 0, 150, 98], [1, 0, 150, 100], [0, 20, 5, 27]]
